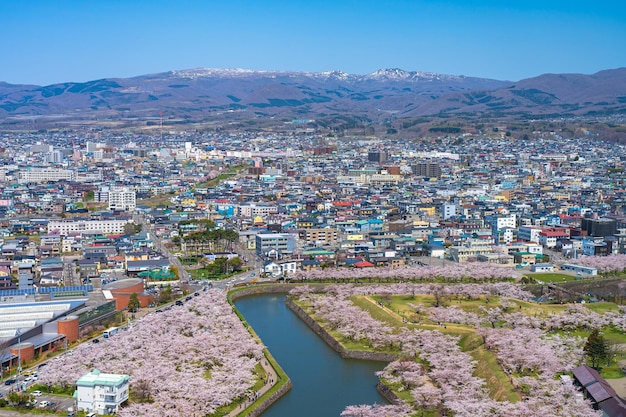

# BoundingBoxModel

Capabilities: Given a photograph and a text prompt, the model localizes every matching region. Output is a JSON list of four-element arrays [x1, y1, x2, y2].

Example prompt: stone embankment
[[239, 380, 293, 417]]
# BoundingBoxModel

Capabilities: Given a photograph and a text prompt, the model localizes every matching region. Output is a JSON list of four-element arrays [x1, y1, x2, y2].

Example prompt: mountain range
[[1, 67, 625, 130]]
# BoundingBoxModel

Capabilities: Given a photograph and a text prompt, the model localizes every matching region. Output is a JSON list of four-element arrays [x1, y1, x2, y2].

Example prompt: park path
[[226, 357, 278, 417], [606, 376, 626, 399]]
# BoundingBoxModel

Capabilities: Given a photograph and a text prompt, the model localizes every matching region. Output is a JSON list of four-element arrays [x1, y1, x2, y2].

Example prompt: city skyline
[[1, 0, 625, 86]]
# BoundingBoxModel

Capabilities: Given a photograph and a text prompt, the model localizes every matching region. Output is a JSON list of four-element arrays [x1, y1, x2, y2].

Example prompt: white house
[[261, 260, 298, 277], [76, 369, 129, 415]]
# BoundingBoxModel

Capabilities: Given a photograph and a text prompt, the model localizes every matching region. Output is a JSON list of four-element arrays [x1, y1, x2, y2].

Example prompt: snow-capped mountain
[[1, 67, 625, 130]]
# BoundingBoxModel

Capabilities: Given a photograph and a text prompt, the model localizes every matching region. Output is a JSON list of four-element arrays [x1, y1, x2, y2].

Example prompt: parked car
[[39, 400, 50, 408], [32, 390, 42, 397]]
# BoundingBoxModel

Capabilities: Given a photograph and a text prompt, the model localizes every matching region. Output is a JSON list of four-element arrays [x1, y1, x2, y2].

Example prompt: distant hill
[[1, 67, 625, 130]]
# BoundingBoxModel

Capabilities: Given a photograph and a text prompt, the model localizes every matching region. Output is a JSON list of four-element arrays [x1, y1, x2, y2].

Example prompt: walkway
[[226, 357, 278, 417]]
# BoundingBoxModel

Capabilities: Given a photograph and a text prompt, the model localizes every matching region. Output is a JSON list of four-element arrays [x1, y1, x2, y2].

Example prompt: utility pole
[[16, 330, 21, 385]]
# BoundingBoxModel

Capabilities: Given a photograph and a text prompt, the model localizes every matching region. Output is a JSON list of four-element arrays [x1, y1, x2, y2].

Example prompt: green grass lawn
[[584, 302, 621, 314], [471, 345, 521, 403], [601, 364, 625, 379], [528, 273, 577, 283]]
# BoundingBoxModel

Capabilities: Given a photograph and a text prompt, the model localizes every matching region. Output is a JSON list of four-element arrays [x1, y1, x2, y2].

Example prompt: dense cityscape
[[0, 117, 624, 417], [2, 0, 625, 414]]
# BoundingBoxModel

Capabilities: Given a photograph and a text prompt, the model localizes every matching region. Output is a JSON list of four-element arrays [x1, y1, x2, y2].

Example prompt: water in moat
[[234, 294, 389, 417]]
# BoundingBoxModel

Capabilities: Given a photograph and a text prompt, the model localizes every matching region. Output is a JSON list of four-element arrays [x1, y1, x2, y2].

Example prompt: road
[[62, 255, 81, 287], [134, 213, 190, 282], [134, 213, 268, 287]]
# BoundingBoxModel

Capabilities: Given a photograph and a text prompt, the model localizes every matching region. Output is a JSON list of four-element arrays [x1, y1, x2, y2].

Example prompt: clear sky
[[1, 0, 625, 86]]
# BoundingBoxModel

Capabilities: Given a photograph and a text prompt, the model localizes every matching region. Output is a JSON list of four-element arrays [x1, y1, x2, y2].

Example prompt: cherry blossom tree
[[38, 290, 265, 417], [570, 254, 626, 275]]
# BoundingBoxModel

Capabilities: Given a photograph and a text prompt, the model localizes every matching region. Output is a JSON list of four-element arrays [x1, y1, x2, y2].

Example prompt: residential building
[[368, 150, 387, 163], [255, 233, 296, 259], [412, 161, 442, 178], [538, 228, 570, 249], [441, 203, 456, 220], [76, 369, 129, 415], [448, 241, 493, 262], [47, 219, 132, 236], [108, 186, 137, 212], [518, 226, 543, 243], [18, 167, 75, 183], [581, 217, 616, 237], [304, 228, 339, 246]]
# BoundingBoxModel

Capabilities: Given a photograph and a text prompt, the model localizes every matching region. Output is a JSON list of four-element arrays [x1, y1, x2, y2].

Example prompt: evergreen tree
[[584, 328, 608, 368], [128, 292, 140, 313]]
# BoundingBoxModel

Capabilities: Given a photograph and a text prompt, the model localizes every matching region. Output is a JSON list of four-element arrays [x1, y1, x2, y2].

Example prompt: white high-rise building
[[442, 203, 457, 220], [108, 186, 136, 212]]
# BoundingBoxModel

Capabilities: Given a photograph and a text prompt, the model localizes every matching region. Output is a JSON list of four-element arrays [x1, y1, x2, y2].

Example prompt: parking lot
[[0, 393, 74, 415]]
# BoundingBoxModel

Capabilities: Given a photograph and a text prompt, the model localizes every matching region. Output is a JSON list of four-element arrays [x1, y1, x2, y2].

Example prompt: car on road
[[175, 300, 184, 306], [4, 378, 17, 385], [92, 338, 100, 343], [32, 390, 42, 397]]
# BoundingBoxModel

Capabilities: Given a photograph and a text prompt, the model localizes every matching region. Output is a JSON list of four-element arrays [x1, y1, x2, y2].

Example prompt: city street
[[134, 213, 190, 282]]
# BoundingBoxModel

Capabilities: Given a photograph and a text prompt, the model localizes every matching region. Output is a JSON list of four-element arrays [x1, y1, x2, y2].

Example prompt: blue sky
[[1, 0, 625, 85]]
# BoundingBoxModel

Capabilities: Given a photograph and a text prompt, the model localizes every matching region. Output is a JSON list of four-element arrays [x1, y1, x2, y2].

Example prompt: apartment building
[[238, 204, 278, 217], [255, 233, 296, 258], [108, 186, 136, 212], [518, 226, 543, 243], [47, 219, 132, 236], [18, 167, 75, 183], [304, 228, 339, 246]]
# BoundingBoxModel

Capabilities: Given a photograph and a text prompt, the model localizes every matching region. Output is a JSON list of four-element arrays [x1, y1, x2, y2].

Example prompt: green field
[[528, 272, 578, 283]]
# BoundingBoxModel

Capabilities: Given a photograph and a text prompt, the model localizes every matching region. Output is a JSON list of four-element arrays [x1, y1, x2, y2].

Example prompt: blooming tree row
[[290, 281, 534, 303], [38, 289, 264, 417], [293, 263, 518, 283]]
